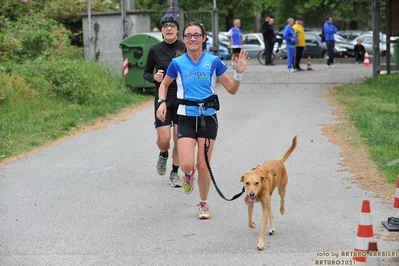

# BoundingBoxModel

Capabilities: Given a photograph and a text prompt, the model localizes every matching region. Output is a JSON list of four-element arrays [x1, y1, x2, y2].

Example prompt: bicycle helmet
[[160, 15, 179, 30]]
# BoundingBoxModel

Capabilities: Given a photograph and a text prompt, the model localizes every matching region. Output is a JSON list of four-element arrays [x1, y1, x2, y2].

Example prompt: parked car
[[304, 27, 322, 32], [337, 30, 371, 41], [241, 33, 283, 59], [206, 31, 230, 48], [350, 33, 394, 57], [334, 34, 354, 57], [302, 31, 348, 59], [205, 35, 230, 60]]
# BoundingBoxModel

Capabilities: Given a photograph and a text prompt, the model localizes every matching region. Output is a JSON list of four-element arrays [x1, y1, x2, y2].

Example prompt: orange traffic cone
[[354, 200, 374, 266], [364, 51, 370, 67], [381, 175, 399, 231], [365, 241, 380, 266], [307, 55, 313, 70]]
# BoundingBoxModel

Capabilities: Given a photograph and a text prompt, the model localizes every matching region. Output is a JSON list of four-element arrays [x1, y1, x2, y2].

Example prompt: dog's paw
[[257, 239, 265, 251], [249, 221, 256, 229], [257, 245, 265, 251], [269, 228, 275, 235]]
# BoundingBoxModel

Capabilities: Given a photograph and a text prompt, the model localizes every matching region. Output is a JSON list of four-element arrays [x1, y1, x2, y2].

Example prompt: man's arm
[[143, 48, 156, 83]]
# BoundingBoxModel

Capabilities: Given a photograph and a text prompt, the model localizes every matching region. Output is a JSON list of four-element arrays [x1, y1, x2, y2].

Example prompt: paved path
[[1, 63, 397, 266]]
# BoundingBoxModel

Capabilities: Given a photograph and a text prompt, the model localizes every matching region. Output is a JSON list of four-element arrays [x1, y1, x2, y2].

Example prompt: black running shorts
[[154, 93, 179, 128], [232, 48, 242, 54], [177, 114, 218, 140]]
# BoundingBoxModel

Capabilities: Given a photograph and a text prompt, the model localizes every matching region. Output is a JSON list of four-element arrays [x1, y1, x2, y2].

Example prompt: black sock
[[160, 151, 168, 157], [171, 164, 179, 173]]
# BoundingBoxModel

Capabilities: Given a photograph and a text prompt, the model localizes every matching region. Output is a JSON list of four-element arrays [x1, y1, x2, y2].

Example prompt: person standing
[[262, 15, 274, 65], [143, 15, 186, 188], [269, 18, 279, 60], [156, 22, 249, 219], [227, 19, 243, 69], [283, 18, 297, 72], [293, 18, 305, 70], [323, 16, 338, 67], [353, 38, 365, 64]]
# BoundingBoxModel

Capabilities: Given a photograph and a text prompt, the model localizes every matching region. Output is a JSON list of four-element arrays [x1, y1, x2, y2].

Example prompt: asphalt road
[[1, 62, 398, 266]]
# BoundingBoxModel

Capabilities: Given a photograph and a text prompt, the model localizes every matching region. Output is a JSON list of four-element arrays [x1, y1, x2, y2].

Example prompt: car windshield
[[206, 31, 229, 42], [335, 34, 347, 42]]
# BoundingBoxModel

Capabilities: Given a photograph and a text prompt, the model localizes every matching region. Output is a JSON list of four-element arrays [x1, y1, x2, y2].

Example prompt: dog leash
[[204, 138, 245, 201]]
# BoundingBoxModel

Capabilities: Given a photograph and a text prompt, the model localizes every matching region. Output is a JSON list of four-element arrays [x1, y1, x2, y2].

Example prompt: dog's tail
[[280, 135, 297, 163]]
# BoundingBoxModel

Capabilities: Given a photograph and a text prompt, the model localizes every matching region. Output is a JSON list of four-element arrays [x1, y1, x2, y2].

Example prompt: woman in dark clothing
[[143, 15, 186, 187], [354, 38, 366, 64]]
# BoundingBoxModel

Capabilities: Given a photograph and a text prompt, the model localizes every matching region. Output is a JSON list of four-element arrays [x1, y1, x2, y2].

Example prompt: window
[[362, 36, 372, 44], [244, 36, 260, 45], [305, 33, 317, 43]]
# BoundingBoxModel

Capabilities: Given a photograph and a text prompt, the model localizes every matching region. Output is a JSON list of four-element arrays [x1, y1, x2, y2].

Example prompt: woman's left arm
[[218, 50, 249, 95]]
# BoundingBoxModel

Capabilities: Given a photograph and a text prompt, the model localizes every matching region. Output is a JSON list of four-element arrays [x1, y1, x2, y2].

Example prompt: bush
[[0, 73, 38, 106], [0, 58, 126, 106], [0, 13, 82, 63]]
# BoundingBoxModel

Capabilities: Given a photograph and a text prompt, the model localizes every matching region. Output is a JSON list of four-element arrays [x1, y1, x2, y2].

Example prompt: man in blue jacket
[[283, 18, 297, 72], [323, 17, 338, 67]]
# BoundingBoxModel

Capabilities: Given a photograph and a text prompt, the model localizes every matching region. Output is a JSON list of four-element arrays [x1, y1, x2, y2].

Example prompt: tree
[[264, 0, 372, 31]]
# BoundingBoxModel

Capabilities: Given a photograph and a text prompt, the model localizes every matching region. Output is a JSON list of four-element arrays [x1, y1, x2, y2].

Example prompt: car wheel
[[381, 50, 386, 57], [322, 51, 328, 59]]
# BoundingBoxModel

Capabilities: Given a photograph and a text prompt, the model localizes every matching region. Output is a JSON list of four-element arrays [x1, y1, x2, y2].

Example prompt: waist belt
[[179, 95, 220, 130], [179, 94, 219, 111]]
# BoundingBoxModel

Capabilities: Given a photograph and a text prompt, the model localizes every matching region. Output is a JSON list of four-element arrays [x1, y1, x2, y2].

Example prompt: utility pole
[[121, 0, 135, 38], [212, 0, 219, 56]]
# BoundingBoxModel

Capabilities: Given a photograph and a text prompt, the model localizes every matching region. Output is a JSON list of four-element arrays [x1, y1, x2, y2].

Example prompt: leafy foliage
[[264, 0, 372, 31], [134, 0, 373, 32], [0, 13, 82, 62], [0, 58, 125, 105], [0, 63, 150, 162]]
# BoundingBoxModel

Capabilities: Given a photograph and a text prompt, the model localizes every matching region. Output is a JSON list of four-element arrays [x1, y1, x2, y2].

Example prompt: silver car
[[350, 33, 394, 57], [241, 33, 283, 59]]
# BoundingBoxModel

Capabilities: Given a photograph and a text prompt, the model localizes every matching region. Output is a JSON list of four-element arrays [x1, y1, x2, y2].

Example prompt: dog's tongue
[[245, 195, 251, 205]]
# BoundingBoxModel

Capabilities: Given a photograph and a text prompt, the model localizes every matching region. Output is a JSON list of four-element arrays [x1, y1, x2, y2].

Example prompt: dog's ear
[[240, 175, 245, 182], [260, 175, 267, 182]]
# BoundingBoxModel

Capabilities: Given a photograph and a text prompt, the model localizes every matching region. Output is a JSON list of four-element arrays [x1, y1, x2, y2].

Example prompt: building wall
[[80, 11, 155, 75]]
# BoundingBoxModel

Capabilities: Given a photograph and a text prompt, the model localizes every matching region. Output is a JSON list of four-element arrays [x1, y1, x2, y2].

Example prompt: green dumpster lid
[[119, 32, 164, 48]]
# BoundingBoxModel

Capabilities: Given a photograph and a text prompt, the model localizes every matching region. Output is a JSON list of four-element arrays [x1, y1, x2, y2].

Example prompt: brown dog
[[240, 135, 297, 250]]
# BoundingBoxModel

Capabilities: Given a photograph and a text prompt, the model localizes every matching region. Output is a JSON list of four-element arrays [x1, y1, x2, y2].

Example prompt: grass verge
[[327, 74, 399, 185], [0, 59, 153, 164]]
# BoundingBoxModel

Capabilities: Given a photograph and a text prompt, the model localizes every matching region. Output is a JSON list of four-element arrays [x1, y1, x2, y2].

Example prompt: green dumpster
[[394, 44, 399, 66], [119, 32, 163, 92]]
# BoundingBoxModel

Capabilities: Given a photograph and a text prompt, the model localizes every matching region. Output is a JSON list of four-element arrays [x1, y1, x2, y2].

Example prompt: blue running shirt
[[166, 52, 228, 116]]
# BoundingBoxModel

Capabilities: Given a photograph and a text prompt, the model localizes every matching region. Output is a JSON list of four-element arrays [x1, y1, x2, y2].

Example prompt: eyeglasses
[[183, 33, 203, 40], [162, 23, 176, 29]]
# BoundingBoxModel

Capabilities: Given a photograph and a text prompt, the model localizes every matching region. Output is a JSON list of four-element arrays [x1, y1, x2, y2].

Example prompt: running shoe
[[182, 167, 196, 194], [156, 155, 168, 175], [169, 172, 182, 188], [197, 202, 211, 219]]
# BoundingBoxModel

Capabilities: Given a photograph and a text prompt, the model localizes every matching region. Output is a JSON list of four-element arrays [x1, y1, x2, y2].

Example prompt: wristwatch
[[157, 98, 166, 106]]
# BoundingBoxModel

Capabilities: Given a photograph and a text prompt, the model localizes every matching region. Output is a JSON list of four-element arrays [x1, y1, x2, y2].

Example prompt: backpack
[[320, 24, 325, 42]]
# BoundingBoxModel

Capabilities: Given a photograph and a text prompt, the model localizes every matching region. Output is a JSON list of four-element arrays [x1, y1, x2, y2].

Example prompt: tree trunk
[[254, 10, 261, 32]]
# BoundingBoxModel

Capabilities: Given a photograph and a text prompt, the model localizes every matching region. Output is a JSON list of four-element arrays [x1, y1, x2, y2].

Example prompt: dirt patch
[[321, 87, 399, 242], [0, 100, 153, 168]]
